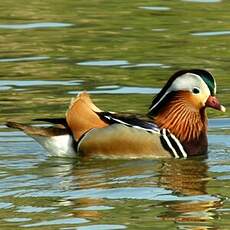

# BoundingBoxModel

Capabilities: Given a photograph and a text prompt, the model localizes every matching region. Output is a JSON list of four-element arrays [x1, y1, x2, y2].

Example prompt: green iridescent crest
[[192, 69, 216, 96]]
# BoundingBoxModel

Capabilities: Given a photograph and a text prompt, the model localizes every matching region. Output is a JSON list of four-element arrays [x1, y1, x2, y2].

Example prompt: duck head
[[148, 69, 225, 155]]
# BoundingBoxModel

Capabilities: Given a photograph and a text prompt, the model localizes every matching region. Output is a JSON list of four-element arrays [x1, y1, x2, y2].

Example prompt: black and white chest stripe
[[160, 128, 187, 158]]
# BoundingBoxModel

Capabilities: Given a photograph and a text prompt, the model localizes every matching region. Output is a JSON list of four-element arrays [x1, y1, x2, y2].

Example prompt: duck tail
[[6, 121, 70, 137], [6, 121, 29, 131], [6, 121, 40, 136]]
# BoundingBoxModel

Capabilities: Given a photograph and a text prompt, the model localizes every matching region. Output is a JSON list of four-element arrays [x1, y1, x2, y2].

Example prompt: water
[[0, 0, 230, 229]]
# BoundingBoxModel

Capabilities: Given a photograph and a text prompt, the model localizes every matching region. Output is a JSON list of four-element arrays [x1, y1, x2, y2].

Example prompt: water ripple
[[209, 135, 230, 147], [183, 0, 221, 2], [76, 60, 169, 69], [74, 205, 114, 211], [68, 85, 160, 95], [17, 206, 57, 213], [139, 6, 171, 11], [77, 60, 129, 67], [192, 31, 230, 36], [0, 22, 73, 30], [208, 118, 230, 129], [0, 56, 49, 63], [121, 63, 165, 68], [4, 218, 31, 223], [0, 79, 82, 91], [77, 225, 126, 230], [19, 187, 219, 202], [22, 217, 89, 227], [0, 202, 14, 209]]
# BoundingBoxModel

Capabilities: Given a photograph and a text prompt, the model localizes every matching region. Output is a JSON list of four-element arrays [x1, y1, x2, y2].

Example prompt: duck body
[[77, 124, 170, 159], [6, 69, 225, 159]]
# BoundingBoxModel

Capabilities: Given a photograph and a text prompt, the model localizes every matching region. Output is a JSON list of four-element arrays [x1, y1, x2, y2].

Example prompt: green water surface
[[0, 0, 229, 229]]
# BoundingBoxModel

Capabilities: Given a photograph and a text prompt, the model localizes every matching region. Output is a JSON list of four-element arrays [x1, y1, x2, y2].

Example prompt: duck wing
[[97, 112, 160, 133]]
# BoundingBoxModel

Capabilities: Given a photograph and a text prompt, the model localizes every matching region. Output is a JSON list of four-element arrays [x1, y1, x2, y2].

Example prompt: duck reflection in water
[[37, 158, 223, 228], [157, 158, 223, 229], [158, 158, 209, 195]]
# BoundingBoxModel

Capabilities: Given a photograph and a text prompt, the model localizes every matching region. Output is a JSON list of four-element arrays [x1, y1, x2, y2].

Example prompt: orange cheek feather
[[154, 91, 206, 142]]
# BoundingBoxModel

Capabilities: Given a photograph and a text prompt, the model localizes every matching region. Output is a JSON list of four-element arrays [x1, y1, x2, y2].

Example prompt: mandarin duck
[[6, 69, 225, 159]]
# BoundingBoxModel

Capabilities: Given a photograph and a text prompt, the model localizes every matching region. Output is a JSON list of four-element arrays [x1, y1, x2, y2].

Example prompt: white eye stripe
[[149, 73, 210, 111], [170, 73, 205, 92]]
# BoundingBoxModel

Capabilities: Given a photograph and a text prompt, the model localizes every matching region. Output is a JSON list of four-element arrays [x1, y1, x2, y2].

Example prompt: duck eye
[[192, 87, 200, 94]]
